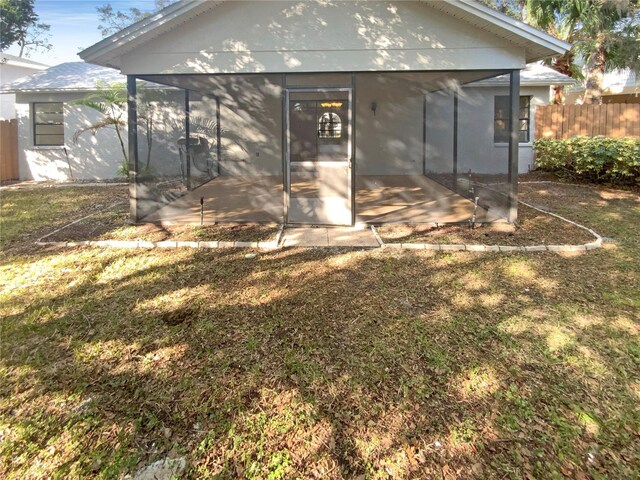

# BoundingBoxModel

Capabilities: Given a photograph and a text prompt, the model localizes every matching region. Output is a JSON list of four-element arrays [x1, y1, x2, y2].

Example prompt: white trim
[[437, 0, 571, 55], [79, 0, 224, 67]]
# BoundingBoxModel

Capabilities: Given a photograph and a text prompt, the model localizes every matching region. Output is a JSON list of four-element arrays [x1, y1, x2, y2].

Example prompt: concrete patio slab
[[327, 227, 381, 247], [282, 228, 329, 247], [282, 227, 379, 247]]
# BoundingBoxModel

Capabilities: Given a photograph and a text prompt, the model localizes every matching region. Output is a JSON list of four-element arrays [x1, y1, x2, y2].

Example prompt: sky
[[4, 0, 162, 66]]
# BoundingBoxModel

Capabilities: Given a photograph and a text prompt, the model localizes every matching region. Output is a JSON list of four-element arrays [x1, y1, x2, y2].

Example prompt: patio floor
[[142, 174, 497, 225], [282, 227, 380, 247]]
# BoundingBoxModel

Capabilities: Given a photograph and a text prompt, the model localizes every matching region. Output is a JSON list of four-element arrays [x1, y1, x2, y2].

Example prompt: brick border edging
[[35, 239, 281, 250], [34, 199, 604, 253], [374, 200, 604, 253]]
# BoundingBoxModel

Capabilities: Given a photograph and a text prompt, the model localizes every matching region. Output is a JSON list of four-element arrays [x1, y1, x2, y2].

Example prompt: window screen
[[494, 96, 530, 144], [33, 103, 64, 146]]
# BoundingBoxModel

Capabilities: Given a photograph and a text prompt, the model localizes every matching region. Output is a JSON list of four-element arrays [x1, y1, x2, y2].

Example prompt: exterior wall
[[355, 73, 426, 175], [426, 85, 549, 175], [119, 1, 525, 75], [215, 75, 283, 176], [15, 92, 125, 181], [0, 64, 44, 120]]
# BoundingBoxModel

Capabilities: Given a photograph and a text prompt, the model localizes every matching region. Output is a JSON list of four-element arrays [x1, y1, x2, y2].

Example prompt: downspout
[[63, 147, 74, 181]]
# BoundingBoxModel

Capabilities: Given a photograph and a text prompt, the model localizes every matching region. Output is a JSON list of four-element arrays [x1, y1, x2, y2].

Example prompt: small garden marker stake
[[471, 196, 480, 228]]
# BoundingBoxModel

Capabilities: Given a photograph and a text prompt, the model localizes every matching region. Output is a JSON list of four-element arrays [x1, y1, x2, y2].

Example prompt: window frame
[[318, 111, 343, 139], [493, 95, 531, 145], [33, 102, 65, 147]]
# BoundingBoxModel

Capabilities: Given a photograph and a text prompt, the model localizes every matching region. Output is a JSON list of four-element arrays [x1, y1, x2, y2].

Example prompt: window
[[318, 112, 342, 139], [494, 96, 531, 144], [33, 103, 64, 146]]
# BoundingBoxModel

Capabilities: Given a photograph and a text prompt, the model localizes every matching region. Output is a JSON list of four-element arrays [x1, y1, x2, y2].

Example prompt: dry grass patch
[[1, 181, 639, 479]]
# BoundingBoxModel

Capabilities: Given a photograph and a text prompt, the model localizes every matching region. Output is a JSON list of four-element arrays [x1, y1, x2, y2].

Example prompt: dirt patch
[[45, 213, 280, 243], [376, 204, 596, 245]]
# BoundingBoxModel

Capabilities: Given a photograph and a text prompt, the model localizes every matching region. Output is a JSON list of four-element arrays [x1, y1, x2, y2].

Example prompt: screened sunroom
[[129, 70, 520, 226], [79, 0, 569, 227]]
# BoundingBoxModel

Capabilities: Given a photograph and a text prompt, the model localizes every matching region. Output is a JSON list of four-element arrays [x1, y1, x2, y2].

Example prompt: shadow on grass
[[2, 234, 639, 478]]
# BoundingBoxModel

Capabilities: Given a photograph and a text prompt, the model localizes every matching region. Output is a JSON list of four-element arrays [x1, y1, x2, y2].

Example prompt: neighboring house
[[0, 53, 48, 120], [0, 62, 126, 181], [566, 69, 639, 104], [73, 0, 569, 226]]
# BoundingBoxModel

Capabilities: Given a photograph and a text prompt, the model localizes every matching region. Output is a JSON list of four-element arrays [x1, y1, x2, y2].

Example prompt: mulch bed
[[43, 203, 280, 244], [376, 204, 596, 246]]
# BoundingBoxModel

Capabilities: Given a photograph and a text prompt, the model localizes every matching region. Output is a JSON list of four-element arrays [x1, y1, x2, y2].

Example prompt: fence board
[[535, 103, 640, 140], [0, 119, 19, 181]]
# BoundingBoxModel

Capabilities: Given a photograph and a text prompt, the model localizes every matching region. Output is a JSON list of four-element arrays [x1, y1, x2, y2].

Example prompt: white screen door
[[286, 89, 353, 225]]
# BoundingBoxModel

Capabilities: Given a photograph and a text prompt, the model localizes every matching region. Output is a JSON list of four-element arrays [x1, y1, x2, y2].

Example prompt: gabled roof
[[0, 62, 124, 93], [426, 0, 570, 64], [80, 0, 570, 70], [80, 0, 221, 69], [0, 52, 49, 70]]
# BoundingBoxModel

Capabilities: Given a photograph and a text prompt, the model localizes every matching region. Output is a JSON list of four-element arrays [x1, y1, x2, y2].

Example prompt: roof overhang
[[426, 0, 570, 63], [0, 56, 48, 70], [80, 0, 223, 69], [80, 0, 571, 71]]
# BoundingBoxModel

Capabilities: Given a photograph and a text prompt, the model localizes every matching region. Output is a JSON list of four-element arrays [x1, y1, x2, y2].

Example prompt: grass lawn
[[1, 182, 639, 479]]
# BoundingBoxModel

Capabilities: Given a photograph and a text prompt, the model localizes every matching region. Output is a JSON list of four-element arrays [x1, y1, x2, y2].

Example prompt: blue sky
[[4, 1, 161, 65]]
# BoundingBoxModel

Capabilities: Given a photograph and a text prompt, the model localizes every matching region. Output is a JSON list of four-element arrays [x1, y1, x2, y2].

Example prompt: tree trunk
[[551, 85, 566, 105], [584, 38, 606, 105], [548, 51, 574, 104]]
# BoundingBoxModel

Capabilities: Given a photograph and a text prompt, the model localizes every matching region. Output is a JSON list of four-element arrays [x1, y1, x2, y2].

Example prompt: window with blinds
[[494, 96, 531, 144], [33, 103, 64, 146]]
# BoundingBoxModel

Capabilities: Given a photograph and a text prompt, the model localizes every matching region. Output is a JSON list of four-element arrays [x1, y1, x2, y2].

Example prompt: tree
[[0, 0, 51, 57], [526, 0, 640, 104], [97, 1, 176, 37], [74, 81, 129, 176], [478, 0, 527, 20]]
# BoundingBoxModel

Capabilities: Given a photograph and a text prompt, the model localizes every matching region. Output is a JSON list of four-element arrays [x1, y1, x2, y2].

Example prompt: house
[[0, 60, 571, 186], [71, 0, 569, 226], [0, 62, 126, 181], [0, 53, 48, 120], [565, 69, 639, 104]]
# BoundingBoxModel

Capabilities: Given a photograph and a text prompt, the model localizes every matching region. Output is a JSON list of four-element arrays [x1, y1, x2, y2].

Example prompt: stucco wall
[[1, 64, 44, 120], [459, 85, 549, 174], [425, 85, 549, 175], [355, 73, 425, 175], [119, 1, 525, 75], [214, 75, 283, 176], [15, 92, 126, 181]]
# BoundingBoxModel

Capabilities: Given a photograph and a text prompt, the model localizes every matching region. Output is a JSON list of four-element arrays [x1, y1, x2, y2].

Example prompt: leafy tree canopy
[[0, 0, 51, 56]]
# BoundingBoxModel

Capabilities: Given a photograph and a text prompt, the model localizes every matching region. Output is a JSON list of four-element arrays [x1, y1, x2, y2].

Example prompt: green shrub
[[534, 136, 640, 184]]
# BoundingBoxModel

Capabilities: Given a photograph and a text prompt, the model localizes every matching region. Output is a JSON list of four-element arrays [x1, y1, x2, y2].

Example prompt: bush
[[534, 136, 640, 184]]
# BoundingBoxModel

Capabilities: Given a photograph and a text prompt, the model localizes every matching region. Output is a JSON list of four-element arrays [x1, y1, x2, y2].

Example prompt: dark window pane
[[494, 121, 509, 143], [36, 124, 64, 135], [35, 134, 64, 145], [494, 96, 531, 144], [34, 103, 64, 146]]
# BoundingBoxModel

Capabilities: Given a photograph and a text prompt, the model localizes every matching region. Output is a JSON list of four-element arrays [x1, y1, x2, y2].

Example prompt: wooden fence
[[535, 103, 640, 140], [0, 119, 19, 181]]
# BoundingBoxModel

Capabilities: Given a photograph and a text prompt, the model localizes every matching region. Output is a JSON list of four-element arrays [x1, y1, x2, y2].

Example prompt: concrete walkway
[[281, 227, 380, 247]]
